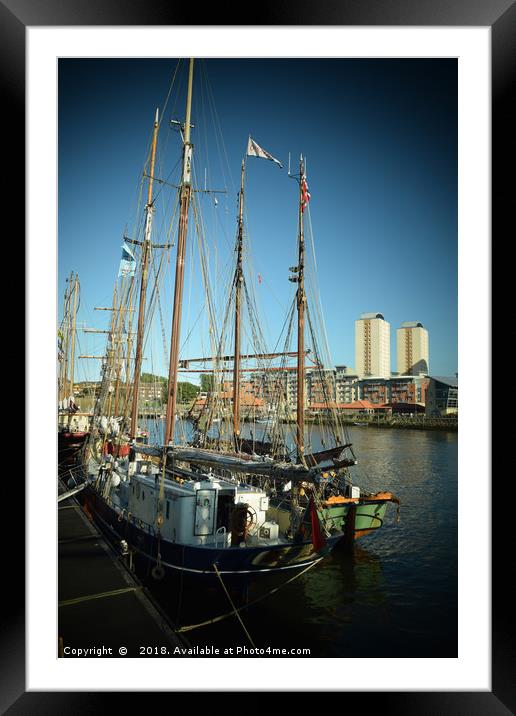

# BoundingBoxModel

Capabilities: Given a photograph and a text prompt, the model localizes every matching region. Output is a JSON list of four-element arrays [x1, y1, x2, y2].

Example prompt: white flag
[[246, 137, 283, 168]]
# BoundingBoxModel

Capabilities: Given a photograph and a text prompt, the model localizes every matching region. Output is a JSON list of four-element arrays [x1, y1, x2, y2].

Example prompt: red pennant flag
[[301, 176, 311, 213], [310, 495, 328, 554]]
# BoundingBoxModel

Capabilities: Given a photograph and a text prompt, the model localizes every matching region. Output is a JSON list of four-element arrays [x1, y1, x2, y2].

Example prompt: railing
[[96, 490, 157, 536], [215, 526, 227, 549]]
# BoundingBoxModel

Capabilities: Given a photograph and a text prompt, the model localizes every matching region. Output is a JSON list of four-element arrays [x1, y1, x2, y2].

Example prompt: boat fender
[[151, 564, 165, 581]]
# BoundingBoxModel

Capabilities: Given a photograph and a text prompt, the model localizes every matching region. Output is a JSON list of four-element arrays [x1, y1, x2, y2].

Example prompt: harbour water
[[136, 421, 458, 658]]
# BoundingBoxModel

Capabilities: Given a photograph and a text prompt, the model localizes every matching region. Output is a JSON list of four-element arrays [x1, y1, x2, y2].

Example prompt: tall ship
[[69, 58, 399, 579], [58, 272, 90, 466]]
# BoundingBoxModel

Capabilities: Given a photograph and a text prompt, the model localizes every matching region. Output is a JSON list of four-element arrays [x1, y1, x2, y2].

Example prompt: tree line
[[140, 372, 214, 404]]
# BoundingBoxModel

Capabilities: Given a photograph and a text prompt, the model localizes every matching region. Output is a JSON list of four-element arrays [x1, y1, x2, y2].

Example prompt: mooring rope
[[212, 563, 256, 648], [176, 556, 323, 634]]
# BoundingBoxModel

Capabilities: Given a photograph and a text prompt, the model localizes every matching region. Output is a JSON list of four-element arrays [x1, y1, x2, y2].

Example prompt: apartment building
[[355, 312, 391, 379]]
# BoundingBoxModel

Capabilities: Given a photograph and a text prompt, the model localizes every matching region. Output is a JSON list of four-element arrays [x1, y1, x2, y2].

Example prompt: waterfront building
[[307, 368, 336, 405], [359, 377, 389, 405], [307, 399, 382, 415], [73, 381, 100, 397], [275, 368, 304, 410], [355, 312, 390, 379], [358, 375, 429, 406], [138, 383, 163, 404], [335, 365, 360, 404], [252, 372, 277, 407], [337, 399, 382, 415], [221, 379, 263, 402], [238, 368, 304, 412], [425, 376, 458, 416], [390, 375, 429, 405], [396, 321, 429, 376], [192, 380, 264, 412], [221, 368, 430, 414], [384, 401, 426, 415]]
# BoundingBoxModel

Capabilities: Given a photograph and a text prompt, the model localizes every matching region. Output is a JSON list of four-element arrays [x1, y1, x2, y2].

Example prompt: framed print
[[5, 0, 512, 710]]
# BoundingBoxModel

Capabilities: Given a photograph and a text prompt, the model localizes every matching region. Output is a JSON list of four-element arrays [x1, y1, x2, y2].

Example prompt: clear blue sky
[[58, 58, 457, 383]]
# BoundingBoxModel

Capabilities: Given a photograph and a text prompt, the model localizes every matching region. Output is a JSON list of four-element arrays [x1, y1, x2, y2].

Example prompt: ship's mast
[[164, 58, 195, 446], [61, 279, 71, 401], [296, 156, 306, 464], [67, 272, 79, 425], [106, 282, 118, 419], [68, 273, 79, 397], [59, 279, 70, 403], [287, 156, 308, 538], [130, 107, 160, 439], [124, 279, 135, 424], [113, 275, 125, 416], [232, 158, 245, 446]]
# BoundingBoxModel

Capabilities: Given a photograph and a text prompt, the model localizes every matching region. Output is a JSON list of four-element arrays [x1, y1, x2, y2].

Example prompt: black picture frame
[[7, 0, 510, 711]]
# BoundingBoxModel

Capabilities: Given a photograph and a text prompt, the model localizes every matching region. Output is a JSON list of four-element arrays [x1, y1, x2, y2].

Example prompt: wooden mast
[[164, 58, 195, 447], [113, 275, 125, 416], [106, 282, 118, 419], [296, 156, 306, 464], [69, 273, 79, 397], [59, 278, 70, 403], [62, 278, 71, 401], [124, 278, 135, 424], [130, 107, 160, 439], [232, 158, 245, 446], [67, 272, 79, 425], [289, 156, 307, 538]]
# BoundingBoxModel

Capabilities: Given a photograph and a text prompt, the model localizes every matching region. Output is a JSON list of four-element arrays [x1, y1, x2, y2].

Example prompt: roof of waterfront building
[[308, 399, 389, 410], [430, 375, 458, 387], [400, 321, 424, 328], [381, 402, 426, 411], [359, 312, 385, 320]]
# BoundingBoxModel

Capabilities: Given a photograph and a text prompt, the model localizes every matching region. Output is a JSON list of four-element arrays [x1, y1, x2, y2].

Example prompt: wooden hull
[[319, 501, 389, 537], [268, 498, 391, 542], [58, 431, 89, 465]]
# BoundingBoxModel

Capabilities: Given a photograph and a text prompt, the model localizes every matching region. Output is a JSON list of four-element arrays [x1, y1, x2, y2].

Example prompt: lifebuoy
[[151, 564, 165, 581]]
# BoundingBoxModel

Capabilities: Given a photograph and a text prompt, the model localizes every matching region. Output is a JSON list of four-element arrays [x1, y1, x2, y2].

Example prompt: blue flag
[[118, 242, 136, 278]]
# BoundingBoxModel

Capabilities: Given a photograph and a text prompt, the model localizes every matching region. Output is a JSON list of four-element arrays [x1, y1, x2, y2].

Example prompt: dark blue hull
[[81, 486, 341, 577]]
